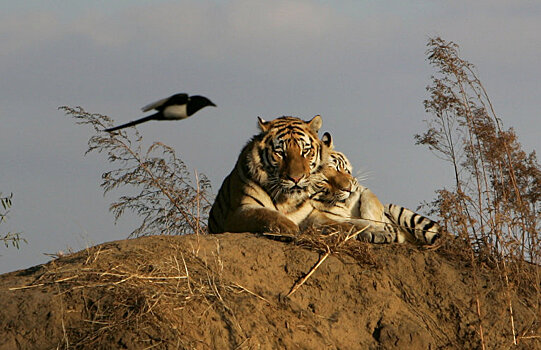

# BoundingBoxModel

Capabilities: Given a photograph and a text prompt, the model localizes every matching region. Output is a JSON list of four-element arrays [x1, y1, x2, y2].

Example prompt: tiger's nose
[[288, 175, 303, 184], [332, 177, 352, 192], [341, 182, 353, 193]]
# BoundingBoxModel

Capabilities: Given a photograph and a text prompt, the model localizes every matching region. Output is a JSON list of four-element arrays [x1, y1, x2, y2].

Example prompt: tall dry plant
[[416, 37, 540, 263], [60, 106, 213, 237], [416, 37, 540, 345]]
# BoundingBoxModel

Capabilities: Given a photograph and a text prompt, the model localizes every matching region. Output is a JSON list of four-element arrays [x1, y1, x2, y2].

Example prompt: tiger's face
[[255, 115, 327, 199], [312, 133, 359, 206]]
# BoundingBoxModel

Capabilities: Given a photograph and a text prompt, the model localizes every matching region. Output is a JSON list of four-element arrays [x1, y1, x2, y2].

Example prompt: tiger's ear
[[321, 132, 334, 149], [308, 115, 322, 133], [257, 117, 270, 132]]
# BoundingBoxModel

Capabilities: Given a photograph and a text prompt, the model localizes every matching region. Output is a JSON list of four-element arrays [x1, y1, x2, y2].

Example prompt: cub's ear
[[257, 116, 269, 132], [308, 115, 322, 133], [321, 132, 333, 149]]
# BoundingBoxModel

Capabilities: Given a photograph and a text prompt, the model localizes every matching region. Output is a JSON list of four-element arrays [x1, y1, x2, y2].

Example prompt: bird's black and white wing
[[141, 93, 188, 112]]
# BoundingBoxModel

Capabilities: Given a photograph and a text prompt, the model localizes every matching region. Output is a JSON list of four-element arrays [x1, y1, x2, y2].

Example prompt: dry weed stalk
[[56, 283, 70, 349], [286, 247, 330, 297], [417, 36, 540, 346], [59, 106, 213, 237], [470, 249, 486, 350], [0, 192, 25, 248], [286, 226, 372, 297]]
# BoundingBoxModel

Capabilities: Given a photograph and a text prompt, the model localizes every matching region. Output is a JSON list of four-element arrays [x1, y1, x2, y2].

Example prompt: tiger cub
[[208, 115, 330, 234], [304, 132, 441, 244]]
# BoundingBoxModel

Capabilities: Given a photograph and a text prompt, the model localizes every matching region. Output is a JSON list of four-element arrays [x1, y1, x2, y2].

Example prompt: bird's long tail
[[104, 114, 157, 132]]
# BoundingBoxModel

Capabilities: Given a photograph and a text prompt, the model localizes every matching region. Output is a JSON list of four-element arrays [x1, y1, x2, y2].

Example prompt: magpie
[[104, 93, 216, 132]]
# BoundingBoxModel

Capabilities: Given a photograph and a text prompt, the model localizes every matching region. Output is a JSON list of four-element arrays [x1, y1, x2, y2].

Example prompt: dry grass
[[294, 226, 376, 265], [11, 240, 253, 348]]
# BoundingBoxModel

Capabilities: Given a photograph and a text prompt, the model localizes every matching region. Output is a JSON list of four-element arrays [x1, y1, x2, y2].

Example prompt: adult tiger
[[303, 132, 441, 244], [208, 115, 330, 234]]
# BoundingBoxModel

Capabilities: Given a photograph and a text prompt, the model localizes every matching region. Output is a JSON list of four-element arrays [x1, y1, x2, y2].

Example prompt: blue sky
[[1, 1, 539, 273]]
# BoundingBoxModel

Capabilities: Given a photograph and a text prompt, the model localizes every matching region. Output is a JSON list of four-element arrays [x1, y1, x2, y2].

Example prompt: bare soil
[[0, 232, 539, 349]]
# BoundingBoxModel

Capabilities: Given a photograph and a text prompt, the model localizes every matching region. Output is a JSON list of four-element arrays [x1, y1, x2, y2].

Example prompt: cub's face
[[311, 132, 359, 207], [257, 116, 326, 198], [314, 150, 359, 205]]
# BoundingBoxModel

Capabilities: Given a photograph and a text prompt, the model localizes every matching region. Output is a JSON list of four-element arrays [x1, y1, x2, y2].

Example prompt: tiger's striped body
[[305, 134, 440, 244], [208, 116, 329, 234]]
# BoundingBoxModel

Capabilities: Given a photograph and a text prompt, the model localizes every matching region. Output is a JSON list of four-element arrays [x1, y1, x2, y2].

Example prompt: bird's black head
[[188, 95, 216, 115], [191, 95, 216, 107]]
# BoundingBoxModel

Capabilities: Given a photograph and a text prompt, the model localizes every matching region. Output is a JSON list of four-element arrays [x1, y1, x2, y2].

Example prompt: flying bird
[[104, 93, 216, 132]]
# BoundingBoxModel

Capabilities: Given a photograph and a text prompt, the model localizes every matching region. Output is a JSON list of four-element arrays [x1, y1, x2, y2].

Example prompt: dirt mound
[[0, 233, 539, 349]]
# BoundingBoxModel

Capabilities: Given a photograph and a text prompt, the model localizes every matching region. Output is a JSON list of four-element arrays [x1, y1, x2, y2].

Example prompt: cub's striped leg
[[355, 223, 395, 243], [355, 187, 401, 243], [384, 204, 441, 244]]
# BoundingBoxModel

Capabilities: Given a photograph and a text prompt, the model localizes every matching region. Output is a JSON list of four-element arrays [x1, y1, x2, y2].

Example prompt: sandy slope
[[0, 232, 539, 349]]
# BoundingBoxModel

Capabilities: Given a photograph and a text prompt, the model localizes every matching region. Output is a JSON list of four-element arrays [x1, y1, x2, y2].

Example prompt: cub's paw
[[358, 230, 394, 244]]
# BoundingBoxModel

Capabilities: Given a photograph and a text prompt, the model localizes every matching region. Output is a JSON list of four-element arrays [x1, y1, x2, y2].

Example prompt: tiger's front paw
[[358, 230, 394, 244], [269, 218, 300, 234]]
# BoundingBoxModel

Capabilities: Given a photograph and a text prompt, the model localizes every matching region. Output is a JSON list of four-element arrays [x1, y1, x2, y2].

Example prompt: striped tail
[[384, 204, 441, 244]]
